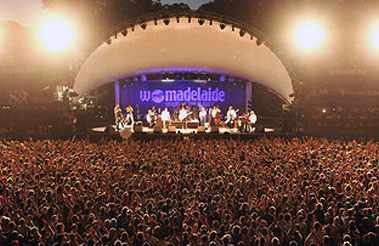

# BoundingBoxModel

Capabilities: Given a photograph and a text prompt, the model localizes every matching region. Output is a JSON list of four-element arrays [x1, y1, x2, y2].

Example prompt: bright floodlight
[[39, 16, 74, 51], [371, 25, 379, 49], [295, 21, 324, 50]]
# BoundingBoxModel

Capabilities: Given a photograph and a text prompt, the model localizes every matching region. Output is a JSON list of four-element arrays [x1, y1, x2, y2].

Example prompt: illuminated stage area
[[117, 70, 249, 115], [73, 14, 295, 137], [74, 15, 294, 103]]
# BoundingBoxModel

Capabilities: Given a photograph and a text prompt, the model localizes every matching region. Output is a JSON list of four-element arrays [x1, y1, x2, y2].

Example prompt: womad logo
[[139, 87, 226, 103], [139, 91, 151, 102]]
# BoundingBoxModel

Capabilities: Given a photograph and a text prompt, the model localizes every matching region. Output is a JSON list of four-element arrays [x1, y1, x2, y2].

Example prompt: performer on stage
[[210, 105, 221, 126], [124, 104, 134, 127], [225, 106, 238, 128], [179, 103, 191, 128], [146, 108, 157, 128], [238, 113, 250, 132], [249, 110, 257, 132], [199, 107, 207, 127], [161, 107, 171, 129], [114, 104, 125, 130]]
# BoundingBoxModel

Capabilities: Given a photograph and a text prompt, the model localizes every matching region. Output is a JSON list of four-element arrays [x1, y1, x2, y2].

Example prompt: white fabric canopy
[[74, 17, 293, 102]]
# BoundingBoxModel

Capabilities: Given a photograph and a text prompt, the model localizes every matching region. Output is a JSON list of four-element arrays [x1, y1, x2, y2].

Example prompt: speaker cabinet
[[134, 125, 143, 133], [197, 126, 206, 133], [168, 126, 176, 133], [210, 126, 219, 133]]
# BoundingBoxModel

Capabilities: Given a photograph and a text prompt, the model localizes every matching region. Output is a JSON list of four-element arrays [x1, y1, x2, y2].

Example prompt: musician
[[210, 105, 221, 126], [179, 103, 189, 129], [161, 107, 171, 129], [249, 110, 257, 132], [124, 104, 134, 126], [151, 106, 157, 115], [114, 104, 124, 130], [146, 109, 156, 128], [238, 113, 250, 132], [225, 106, 238, 128], [199, 107, 207, 127]]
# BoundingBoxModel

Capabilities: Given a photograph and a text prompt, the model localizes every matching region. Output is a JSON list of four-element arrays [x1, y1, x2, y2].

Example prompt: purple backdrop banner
[[120, 81, 245, 114]]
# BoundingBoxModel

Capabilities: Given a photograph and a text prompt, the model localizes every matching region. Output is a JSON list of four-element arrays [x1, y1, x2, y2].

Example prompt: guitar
[[179, 111, 193, 121]]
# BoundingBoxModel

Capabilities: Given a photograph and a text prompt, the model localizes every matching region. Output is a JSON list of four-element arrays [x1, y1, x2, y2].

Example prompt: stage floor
[[92, 125, 275, 135]]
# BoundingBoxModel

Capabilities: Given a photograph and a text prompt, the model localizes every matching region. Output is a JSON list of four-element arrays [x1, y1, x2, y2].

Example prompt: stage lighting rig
[[163, 19, 170, 25], [239, 30, 246, 37], [140, 23, 147, 30], [38, 15, 75, 51], [371, 25, 379, 49], [198, 19, 205, 25], [220, 23, 226, 30], [121, 30, 128, 36], [295, 21, 324, 50]]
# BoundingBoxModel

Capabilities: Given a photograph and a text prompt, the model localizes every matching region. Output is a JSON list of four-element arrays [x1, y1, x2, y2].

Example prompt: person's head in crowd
[[0, 137, 377, 245]]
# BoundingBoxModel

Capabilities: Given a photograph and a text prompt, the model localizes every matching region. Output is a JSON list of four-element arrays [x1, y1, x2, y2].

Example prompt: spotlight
[[250, 35, 254, 40], [154, 18, 158, 25], [322, 108, 326, 114], [209, 19, 213, 25], [114, 33, 118, 39], [131, 26, 135, 31], [198, 19, 205, 25], [163, 19, 170, 25], [121, 30, 128, 36], [256, 39, 263, 46], [140, 23, 147, 30], [371, 24, 379, 49], [220, 23, 226, 30], [239, 30, 246, 37], [295, 21, 324, 50], [176, 16, 180, 23], [232, 26, 235, 31], [105, 39, 111, 45], [188, 16, 191, 23], [38, 15, 75, 51]]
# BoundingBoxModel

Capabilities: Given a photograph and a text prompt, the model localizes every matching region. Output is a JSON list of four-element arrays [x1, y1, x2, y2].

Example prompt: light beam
[[295, 21, 324, 50], [38, 15, 75, 51]]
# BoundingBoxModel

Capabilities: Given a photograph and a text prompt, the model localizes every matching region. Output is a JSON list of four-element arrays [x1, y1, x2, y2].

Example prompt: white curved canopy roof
[[74, 17, 293, 102]]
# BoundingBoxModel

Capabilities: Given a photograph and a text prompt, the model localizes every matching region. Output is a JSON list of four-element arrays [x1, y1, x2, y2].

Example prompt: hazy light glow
[[295, 21, 324, 50], [371, 25, 379, 49], [39, 16, 74, 51]]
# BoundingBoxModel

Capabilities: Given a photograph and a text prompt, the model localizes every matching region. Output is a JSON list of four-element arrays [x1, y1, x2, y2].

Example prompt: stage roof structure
[[74, 16, 294, 102]]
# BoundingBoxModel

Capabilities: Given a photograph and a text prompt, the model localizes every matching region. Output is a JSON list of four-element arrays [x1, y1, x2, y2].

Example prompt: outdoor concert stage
[[74, 13, 295, 136], [91, 124, 278, 141]]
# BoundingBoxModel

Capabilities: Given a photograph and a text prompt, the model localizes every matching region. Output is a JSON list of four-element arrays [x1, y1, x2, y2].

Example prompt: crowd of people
[[0, 137, 379, 246]]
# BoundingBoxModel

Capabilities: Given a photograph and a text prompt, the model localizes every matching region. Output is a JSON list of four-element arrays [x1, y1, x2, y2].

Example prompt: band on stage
[[114, 103, 257, 132]]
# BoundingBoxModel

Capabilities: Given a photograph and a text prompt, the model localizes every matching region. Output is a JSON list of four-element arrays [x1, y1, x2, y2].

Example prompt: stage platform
[[88, 124, 297, 141]]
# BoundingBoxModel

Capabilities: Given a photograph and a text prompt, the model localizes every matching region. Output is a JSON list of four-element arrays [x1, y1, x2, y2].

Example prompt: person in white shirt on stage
[[179, 103, 189, 129], [161, 107, 171, 129], [225, 106, 238, 128], [114, 104, 125, 130], [124, 104, 134, 127], [199, 107, 207, 127], [249, 110, 257, 132], [146, 109, 153, 127]]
